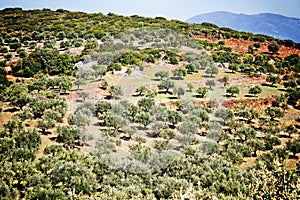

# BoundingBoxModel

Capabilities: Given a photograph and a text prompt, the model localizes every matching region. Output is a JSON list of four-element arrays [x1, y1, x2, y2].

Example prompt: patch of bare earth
[[192, 34, 300, 58], [229, 74, 267, 86], [223, 97, 275, 109]]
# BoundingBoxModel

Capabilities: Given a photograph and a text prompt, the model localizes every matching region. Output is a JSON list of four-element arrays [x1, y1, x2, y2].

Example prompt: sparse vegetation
[[0, 8, 299, 200]]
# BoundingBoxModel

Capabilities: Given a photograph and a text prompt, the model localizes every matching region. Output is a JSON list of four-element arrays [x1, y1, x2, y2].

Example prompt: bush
[[268, 43, 280, 54], [264, 135, 281, 150]]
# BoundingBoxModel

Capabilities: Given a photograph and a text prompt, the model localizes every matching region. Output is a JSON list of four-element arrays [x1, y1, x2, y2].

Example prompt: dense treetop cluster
[[0, 8, 300, 199]]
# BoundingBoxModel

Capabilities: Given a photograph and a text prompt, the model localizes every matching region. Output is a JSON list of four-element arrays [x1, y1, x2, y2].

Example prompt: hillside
[[186, 11, 300, 43], [0, 8, 300, 199]]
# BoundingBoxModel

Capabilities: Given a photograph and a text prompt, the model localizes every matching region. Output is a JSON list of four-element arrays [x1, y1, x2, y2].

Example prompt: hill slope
[[186, 11, 300, 43]]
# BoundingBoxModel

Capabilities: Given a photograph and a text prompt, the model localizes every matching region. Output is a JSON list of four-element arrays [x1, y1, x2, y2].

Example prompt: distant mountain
[[186, 11, 300, 43]]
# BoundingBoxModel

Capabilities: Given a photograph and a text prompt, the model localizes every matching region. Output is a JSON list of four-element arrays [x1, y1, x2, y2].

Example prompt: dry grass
[[0, 112, 13, 128], [238, 157, 257, 170]]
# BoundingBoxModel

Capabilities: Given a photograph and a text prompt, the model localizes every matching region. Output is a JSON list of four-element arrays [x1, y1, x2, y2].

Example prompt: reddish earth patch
[[223, 96, 276, 109], [0, 115, 11, 127], [66, 92, 74, 101], [6, 75, 17, 82], [192, 34, 300, 58], [229, 75, 267, 86]]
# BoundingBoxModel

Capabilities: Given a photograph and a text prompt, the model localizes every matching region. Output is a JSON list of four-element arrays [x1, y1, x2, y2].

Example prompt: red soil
[[229, 75, 267, 86], [192, 34, 300, 58], [223, 96, 276, 109]]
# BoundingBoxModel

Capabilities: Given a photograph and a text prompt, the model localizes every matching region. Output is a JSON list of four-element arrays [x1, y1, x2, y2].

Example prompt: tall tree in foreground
[[6, 84, 30, 109]]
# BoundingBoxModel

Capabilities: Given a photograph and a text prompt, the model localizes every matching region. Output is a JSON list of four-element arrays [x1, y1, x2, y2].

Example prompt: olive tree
[[205, 80, 215, 90], [268, 43, 280, 54], [166, 110, 182, 128], [226, 86, 240, 97], [267, 75, 281, 86], [173, 87, 185, 99], [196, 87, 208, 98], [158, 79, 174, 94], [265, 107, 284, 121], [154, 71, 169, 81], [110, 85, 123, 99], [249, 85, 262, 97], [205, 65, 219, 77], [234, 127, 256, 143]]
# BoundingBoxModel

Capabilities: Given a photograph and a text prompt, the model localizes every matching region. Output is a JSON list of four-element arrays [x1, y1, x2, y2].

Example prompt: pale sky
[[1, 0, 299, 20]]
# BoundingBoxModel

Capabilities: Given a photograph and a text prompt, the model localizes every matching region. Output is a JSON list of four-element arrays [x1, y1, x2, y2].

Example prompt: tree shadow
[[98, 86, 107, 90], [93, 122, 102, 126], [82, 143, 92, 147], [261, 83, 277, 88], [245, 94, 255, 97], [3, 107, 19, 112], [136, 125, 148, 131], [173, 145, 185, 151], [50, 136, 57, 141], [255, 136, 264, 140], [120, 135, 131, 141], [132, 93, 143, 97], [253, 127, 264, 131], [104, 95, 113, 100], [288, 154, 298, 159], [75, 141, 82, 147], [158, 90, 173, 95], [170, 77, 183, 80], [71, 88, 83, 92], [146, 132, 158, 138], [278, 88, 287, 92], [192, 94, 204, 98], [151, 78, 161, 81], [278, 134, 291, 138], [60, 92, 70, 95], [199, 131, 207, 136], [223, 94, 234, 98], [168, 124, 176, 129], [202, 75, 214, 78], [39, 130, 52, 135]]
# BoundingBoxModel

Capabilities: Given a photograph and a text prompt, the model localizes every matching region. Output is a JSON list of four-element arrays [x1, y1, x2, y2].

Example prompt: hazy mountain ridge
[[186, 11, 300, 43]]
